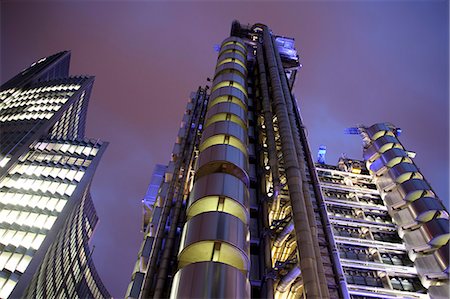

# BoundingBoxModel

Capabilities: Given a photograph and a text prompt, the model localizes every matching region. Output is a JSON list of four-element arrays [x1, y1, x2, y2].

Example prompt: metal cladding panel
[[212, 73, 246, 89], [429, 284, 450, 299], [379, 148, 409, 165], [179, 212, 249, 253], [388, 163, 419, 180], [399, 179, 432, 198], [215, 63, 247, 78], [420, 218, 450, 246], [188, 173, 249, 207], [393, 197, 446, 227], [221, 37, 247, 52], [408, 197, 447, 220], [366, 123, 391, 138], [170, 262, 250, 299], [363, 135, 402, 161], [196, 144, 249, 185], [415, 242, 449, 275], [217, 52, 246, 65], [209, 86, 247, 104], [201, 120, 248, 143], [384, 178, 431, 207], [219, 44, 247, 56], [205, 101, 247, 122], [403, 218, 449, 249]]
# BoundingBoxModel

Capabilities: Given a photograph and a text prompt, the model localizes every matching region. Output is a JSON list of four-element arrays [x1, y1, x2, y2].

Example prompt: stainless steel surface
[[170, 262, 250, 299], [196, 144, 249, 184]]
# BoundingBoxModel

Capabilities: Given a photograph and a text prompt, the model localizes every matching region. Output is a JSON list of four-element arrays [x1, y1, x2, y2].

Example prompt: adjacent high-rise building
[[0, 51, 110, 298], [126, 21, 448, 298]]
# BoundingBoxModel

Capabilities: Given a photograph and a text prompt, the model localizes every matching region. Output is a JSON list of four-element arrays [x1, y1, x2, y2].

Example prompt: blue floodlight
[[318, 145, 327, 164]]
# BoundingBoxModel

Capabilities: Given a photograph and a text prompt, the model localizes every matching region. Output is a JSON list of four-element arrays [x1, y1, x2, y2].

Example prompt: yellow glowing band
[[187, 196, 248, 224], [199, 134, 247, 157], [405, 190, 434, 202], [379, 143, 403, 154], [371, 130, 395, 141], [203, 113, 247, 131], [221, 41, 246, 53], [386, 156, 412, 168], [211, 81, 247, 97], [178, 240, 249, 274], [395, 172, 423, 184], [208, 95, 247, 112], [417, 210, 440, 223], [430, 234, 450, 247], [216, 58, 247, 70], [219, 49, 246, 60]]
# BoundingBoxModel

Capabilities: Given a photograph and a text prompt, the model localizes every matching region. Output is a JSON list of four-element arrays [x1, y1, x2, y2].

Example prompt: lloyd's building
[[126, 21, 449, 298], [0, 52, 110, 298]]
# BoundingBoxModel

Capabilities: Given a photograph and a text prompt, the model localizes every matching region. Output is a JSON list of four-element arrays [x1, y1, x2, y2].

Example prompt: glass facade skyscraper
[[0, 52, 110, 298], [126, 21, 448, 298]]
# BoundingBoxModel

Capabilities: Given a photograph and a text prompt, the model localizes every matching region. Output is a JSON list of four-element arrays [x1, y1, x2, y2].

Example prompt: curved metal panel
[[403, 218, 449, 251], [202, 121, 247, 143], [180, 211, 249, 254], [380, 148, 408, 166], [414, 241, 449, 277], [420, 218, 450, 247], [189, 172, 249, 207], [214, 62, 247, 78], [207, 95, 247, 112], [217, 52, 246, 65], [205, 101, 247, 123], [170, 262, 250, 299], [221, 37, 247, 52], [187, 195, 249, 224], [366, 123, 391, 139], [209, 86, 248, 104], [388, 163, 419, 180], [400, 179, 432, 200], [196, 144, 249, 185], [199, 134, 247, 156], [212, 73, 246, 89], [384, 179, 431, 208], [218, 50, 246, 63], [393, 196, 447, 227], [364, 135, 401, 162], [219, 44, 246, 57]]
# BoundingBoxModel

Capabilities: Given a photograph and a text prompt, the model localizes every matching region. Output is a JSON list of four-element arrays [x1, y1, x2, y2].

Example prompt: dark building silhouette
[[0, 52, 110, 298], [126, 21, 448, 299]]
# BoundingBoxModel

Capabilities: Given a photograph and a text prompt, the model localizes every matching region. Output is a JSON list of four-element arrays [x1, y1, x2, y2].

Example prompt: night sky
[[2, 1, 448, 297]]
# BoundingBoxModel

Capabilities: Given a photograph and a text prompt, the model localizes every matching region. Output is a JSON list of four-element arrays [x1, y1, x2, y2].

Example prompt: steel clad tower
[[126, 21, 449, 299], [0, 52, 110, 298]]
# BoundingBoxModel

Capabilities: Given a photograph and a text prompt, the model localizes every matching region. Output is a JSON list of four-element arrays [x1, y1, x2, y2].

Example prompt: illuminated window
[[208, 95, 247, 112], [203, 112, 247, 131], [199, 134, 247, 156], [211, 81, 247, 97], [216, 58, 246, 70]]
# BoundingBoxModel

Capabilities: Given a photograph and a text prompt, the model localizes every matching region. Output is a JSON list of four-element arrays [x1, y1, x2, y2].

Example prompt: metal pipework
[[262, 26, 322, 298], [276, 265, 301, 293], [271, 37, 330, 299], [256, 42, 283, 297], [256, 43, 282, 201], [274, 220, 294, 247], [152, 116, 203, 298], [140, 89, 206, 299], [262, 194, 275, 298]]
